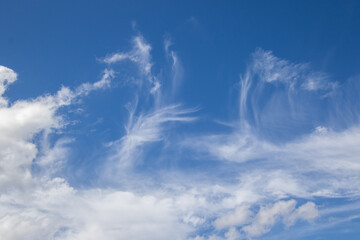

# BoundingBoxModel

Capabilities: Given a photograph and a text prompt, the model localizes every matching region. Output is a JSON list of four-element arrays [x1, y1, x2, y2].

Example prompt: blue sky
[[1, 1, 360, 239]]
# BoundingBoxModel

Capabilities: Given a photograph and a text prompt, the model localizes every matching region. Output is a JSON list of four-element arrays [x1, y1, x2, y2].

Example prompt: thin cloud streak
[[182, 49, 360, 238]]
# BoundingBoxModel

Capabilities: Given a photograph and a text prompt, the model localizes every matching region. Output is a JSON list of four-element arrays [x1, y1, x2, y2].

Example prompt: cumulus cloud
[[0, 66, 114, 188], [224, 227, 242, 240], [216, 200, 317, 239], [286, 201, 318, 226], [0, 65, 17, 107], [0, 178, 196, 240], [0, 65, 119, 239], [214, 205, 253, 230], [241, 200, 296, 237]]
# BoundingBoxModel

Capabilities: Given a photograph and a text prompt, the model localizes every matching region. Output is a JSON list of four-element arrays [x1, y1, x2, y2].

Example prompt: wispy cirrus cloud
[[108, 104, 196, 169], [101, 35, 197, 174], [164, 37, 184, 97], [103, 35, 160, 94], [183, 49, 360, 239]]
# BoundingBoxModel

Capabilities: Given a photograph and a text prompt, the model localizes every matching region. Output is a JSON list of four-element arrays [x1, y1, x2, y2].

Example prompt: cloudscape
[[1, 1, 360, 239]]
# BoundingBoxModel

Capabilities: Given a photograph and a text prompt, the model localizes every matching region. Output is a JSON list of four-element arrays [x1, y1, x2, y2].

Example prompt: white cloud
[[36, 137, 73, 175], [282, 125, 360, 173], [251, 48, 307, 84], [178, 48, 360, 239], [0, 42, 204, 239], [185, 48, 360, 200], [0, 178, 196, 240], [76, 69, 114, 94], [102, 36, 196, 173], [241, 200, 317, 238], [164, 38, 184, 97], [207, 199, 319, 239], [186, 123, 360, 198], [214, 205, 253, 230], [189, 235, 224, 240], [0, 64, 196, 240], [0, 65, 17, 107], [224, 227, 242, 240], [103, 35, 159, 94], [238, 49, 337, 133], [250, 49, 334, 91], [186, 133, 277, 163], [0, 67, 114, 190], [0, 64, 113, 194], [103, 53, 129, 64], [286, 202, 318, 226], [1, 38, 357, 240], [58, 190, 192, 240], [108, 104, 197, 169]]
